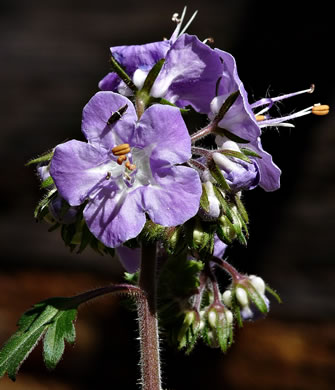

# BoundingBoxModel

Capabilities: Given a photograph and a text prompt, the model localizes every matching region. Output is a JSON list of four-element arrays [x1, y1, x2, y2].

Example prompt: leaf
[[0, 304, 58, 380], [0, 298, 78, 380], [43, 308, 77, 370]]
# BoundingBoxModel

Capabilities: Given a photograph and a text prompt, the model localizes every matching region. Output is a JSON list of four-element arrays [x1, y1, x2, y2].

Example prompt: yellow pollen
[[312, 104, 329, 116], [117, 155, 127, 165], [112, 143, 131, 156], [255, 115, 266, 122], [125, 161, 136, 171]]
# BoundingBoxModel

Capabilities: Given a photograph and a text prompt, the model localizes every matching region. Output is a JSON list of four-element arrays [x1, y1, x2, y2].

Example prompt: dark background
[[0, 1, 334, 389]]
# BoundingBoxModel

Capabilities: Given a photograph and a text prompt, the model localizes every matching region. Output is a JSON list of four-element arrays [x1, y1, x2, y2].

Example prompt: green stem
[[137, 243, 161, 390]]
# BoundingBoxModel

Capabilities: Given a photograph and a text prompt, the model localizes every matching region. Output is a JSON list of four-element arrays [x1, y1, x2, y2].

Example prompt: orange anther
[[112, 143, 131, 156], [125, 161, 136, 171], [117, 155, 127, 165], [255, 115, 266, 122], [312, 104, 329, 116]]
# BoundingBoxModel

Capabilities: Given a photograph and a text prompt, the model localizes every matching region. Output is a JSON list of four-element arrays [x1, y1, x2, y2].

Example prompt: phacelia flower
[[210, 49, 281, 191], [50, 91, 202, 248], [99, 10, 223, 113]]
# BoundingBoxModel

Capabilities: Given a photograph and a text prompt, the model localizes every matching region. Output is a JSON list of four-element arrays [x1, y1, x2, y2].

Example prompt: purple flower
[[212, 138, 260, 192], [50, 91, 202, 248], [100, 34, 223, 114], [210, 49, 281, 192]]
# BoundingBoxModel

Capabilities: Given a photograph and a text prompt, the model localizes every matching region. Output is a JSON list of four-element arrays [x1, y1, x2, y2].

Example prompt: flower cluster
[[30, 7, 329, 353]]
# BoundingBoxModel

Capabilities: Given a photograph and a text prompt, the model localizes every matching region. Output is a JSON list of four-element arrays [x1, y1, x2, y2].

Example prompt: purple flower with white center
[[49, 91, 202, 248], [99, 12, 223, 114], [210, 49, 281, 192]]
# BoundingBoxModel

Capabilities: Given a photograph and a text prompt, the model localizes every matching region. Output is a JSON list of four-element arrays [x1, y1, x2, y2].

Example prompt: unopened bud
[[249, 275, 266, 295], [225, 310, 233, 325], [208, 310, 217, 328], [236, 287, 248, 307], [222, 290, 232, 307]]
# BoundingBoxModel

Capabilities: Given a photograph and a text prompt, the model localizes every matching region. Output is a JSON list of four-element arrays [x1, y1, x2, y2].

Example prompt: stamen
[[203, 37, 214, 45], [125, 161, 136, 171], [312, 104, 329, 116], [251, 84, 315, 110], [112, 143, 131, 156], [172, 12, 181, 23], [106, 172, 111, 180], [117, 155, 127, 165], [255, 115, 266, 122]]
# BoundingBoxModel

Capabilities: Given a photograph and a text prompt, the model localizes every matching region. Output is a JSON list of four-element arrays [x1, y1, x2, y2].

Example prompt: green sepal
[[110, 53, 137, 92], [215, 91, 239, 122], [163, 226, 186, 255], [265, 285, 282, 304], [177, 311, 200, 354], [25, 151, 54, 166], [240, 147, 262, 158], [212, 186, 233, 221], [216, 313, 233, 353], [141, 59, 165, 95], [244, 284, 268, 314], [214, 128, 250, 144], [216, 215, 236, 245], [219, 149, 251, 164], [0, 297, 78, 380], [208, 160, 230, 191], [40, 176, 54, 189], [231, 292, 243, 328], [139, 220, 166, 244], [234, 194, 249, 224], [200, 184, 210, 213], [34, 189, 57, 220], [148, 97, 190, 113]]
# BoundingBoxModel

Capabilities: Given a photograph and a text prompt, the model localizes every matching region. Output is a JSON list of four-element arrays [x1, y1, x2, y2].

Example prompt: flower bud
[[222, 290, 232, 307], [236, 287, 248, 307]]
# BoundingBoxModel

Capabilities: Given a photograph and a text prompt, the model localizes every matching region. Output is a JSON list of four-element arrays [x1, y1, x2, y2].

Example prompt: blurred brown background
[[0, 0, 334, 389]]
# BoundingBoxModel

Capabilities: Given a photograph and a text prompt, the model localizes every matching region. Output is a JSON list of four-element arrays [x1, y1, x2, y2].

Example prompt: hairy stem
[[137, 243, 161, 390]]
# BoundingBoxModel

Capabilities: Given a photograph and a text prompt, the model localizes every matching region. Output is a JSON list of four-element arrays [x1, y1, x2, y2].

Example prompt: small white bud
[[225, 310, 233, 324], [208, 310, 217, 328], [222, 290, 232, 307], [236, 287, 249, 307], [199, 319, 206, 331], [204, 181, 220, 218], [250, 275, 266, 295]]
